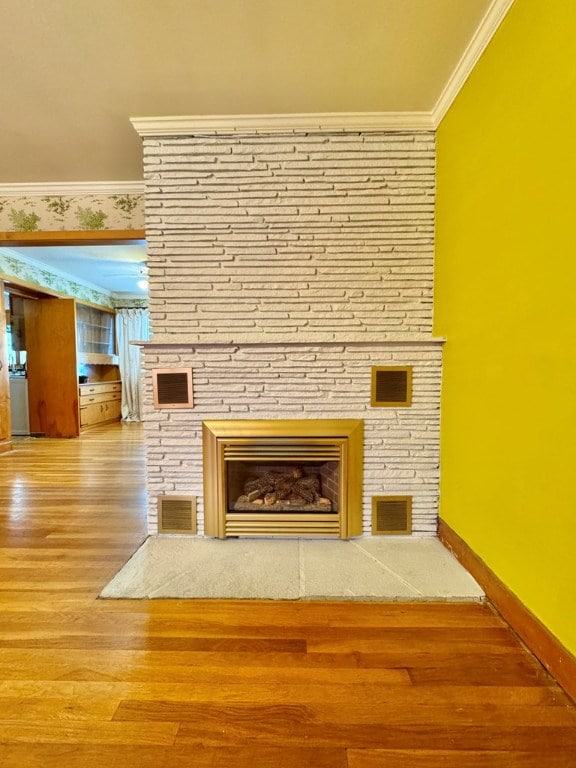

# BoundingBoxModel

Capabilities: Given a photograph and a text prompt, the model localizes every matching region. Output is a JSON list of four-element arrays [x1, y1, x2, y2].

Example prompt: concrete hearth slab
[[300, 540, 419, 599], [354, 537, 484, 599], [101, 537, 301, 599], [100, 536, 484, 601]]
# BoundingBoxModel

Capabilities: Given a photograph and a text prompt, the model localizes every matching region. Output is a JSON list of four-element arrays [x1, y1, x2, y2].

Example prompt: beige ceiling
[[1, 0, 493, 184]]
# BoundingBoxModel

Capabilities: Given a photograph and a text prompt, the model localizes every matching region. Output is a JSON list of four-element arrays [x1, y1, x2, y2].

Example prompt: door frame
[[0, 229, 145, 246]]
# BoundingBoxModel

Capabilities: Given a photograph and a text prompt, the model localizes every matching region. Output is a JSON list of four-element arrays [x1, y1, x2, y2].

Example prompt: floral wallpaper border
[[0, 249, 148, 309], [0, 193, 144, 232], [0, 249, 113, 306], [112, 297, 148, 309]]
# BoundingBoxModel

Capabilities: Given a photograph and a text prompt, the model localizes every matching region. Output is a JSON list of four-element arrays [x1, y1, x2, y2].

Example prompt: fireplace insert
[[203, 419, 363, 538]]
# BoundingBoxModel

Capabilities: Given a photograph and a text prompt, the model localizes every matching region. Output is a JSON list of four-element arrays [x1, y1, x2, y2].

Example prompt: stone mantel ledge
[[131, 337, 446, 348]]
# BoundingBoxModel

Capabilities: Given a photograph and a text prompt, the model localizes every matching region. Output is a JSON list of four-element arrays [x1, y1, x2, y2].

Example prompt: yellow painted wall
[[435, 0, 576, 656]]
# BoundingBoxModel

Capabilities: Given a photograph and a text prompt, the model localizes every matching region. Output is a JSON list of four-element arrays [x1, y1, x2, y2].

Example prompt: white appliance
[[9, 376, 30, 435]]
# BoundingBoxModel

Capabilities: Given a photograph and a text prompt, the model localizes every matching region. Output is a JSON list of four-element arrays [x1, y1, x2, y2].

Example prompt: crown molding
[[130, 111, 435, 137], [0, 181, 144, 197], [432, 0, 516, 127]]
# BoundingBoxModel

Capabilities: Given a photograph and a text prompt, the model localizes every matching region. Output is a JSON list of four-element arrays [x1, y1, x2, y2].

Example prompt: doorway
[[0, 229, 146, 448]]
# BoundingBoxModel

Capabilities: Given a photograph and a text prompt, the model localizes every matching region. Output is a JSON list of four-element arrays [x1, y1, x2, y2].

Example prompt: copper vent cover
[[158, 496, 197, 534], [372, 496, 412, 535], [152, 368, 193, 409], [371, 366, 412, 407]]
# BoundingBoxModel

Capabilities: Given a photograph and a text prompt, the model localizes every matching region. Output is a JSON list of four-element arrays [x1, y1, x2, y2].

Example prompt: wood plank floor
[[0, 423, 575, 767]]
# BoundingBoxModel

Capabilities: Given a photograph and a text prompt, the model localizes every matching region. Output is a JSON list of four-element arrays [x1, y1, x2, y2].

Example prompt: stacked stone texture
[[142, 129, 441, 535], [144, 131, 435, 342]]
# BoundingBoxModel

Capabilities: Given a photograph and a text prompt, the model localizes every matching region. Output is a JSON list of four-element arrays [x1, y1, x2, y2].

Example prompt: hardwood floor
[[0, 423, 575, 767]]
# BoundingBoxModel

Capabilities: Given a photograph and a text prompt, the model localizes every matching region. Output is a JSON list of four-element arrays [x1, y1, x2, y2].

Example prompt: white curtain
[[115, 307, 149, 422]]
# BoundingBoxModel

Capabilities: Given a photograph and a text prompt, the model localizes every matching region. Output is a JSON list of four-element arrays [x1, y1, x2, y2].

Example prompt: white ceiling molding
[[0, 181, 145, 197], [432, 0, 516, 127], [130, 111, 435, 137]]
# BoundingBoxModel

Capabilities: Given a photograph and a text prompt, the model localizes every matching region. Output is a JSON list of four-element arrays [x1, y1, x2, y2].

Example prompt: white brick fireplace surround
[[132, 114, 444, 537]]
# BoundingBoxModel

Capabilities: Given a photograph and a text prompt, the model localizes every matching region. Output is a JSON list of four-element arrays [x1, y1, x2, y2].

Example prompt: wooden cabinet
[[76, 304, 118, 365], [24, 297, 80, 438], [22, 297, 120, 438], [0, 284, 121, 443], [79, 381, 122, 429]]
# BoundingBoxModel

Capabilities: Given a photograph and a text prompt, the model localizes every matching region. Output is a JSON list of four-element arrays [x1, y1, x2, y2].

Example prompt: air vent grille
[[371, 367, 412, 407], [372, 496, 412, 535], [152, 368, 193, 409], [158, 496, 197, 534], [223, 440, 342, 461]]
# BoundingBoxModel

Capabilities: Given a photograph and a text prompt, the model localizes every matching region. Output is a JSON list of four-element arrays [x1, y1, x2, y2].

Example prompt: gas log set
[[233, 467, 333, 513]]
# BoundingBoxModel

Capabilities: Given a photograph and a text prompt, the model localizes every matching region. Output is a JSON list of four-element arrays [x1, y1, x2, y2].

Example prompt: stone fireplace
[[133, 113, 443, 539]]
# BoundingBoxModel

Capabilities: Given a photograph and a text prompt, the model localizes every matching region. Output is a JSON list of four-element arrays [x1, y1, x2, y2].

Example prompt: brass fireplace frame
[[202, 419, 364, 538]]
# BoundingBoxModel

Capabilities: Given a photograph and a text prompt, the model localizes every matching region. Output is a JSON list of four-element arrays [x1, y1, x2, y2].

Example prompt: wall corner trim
[[0, 181, 145, 197], [438, 519, 576, 704], [432, 0, 516, 127], [130, 111, 435, 137]]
